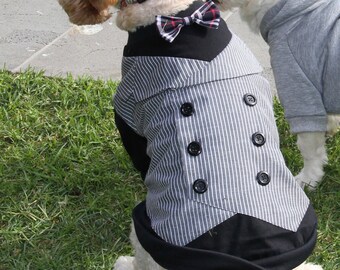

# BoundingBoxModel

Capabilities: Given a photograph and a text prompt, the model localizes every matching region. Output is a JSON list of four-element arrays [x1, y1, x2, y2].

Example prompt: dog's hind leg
[[113, 256, 135, 270], [293, 261, 323, 270], [129, 223, 165, 270], [295, 132, 327, 191], [113, 224, 137, 270], [113, 222, 165, 270]]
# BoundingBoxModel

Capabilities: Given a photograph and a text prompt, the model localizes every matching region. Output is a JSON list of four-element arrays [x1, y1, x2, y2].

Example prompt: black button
[[193, 179, 208, 194], [244, 94, 257, 106], [187, 141, 201, 156], [257, 171, 271, 186], [252, 132, 266, 147], [181, 103, 194, 117]]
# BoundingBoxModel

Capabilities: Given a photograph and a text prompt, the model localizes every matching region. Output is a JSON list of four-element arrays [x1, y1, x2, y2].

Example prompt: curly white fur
[[215, 0, 278, 31], [116, 0, 195, 31]]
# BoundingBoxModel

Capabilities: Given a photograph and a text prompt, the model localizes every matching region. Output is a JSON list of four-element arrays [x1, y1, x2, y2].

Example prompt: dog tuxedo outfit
[[260, 0, 340, 134], [114, 1, 318, 269]]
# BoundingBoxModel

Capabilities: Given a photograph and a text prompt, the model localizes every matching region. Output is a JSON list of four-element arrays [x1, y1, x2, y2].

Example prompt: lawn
[[0, 69, 339, 270]]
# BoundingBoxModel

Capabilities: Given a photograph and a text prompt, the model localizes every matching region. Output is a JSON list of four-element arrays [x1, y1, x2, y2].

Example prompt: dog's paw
[[293, 262, 323, 270], [295, 171, 322, 191], [295, 157, 326, 191], [113, 256, 135, 270]]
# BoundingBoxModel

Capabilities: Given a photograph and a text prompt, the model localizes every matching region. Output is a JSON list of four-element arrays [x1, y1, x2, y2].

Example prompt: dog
[[214, 0, 340, 191], [58, 1, 324, 269]]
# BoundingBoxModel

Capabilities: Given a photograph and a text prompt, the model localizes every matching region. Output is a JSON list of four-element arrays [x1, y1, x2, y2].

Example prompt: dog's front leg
[[295, 132, 327, 190], [113, 223, 136, 270]]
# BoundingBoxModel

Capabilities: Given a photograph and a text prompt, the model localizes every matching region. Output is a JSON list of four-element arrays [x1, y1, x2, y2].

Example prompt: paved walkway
[[0, 0, 275, 91]]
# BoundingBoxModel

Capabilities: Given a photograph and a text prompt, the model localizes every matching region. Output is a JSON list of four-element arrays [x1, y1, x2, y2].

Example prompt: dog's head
[[58, 0, 118, 25]]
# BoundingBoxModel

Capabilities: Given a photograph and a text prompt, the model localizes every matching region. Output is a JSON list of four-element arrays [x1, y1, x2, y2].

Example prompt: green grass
[[0, 69, 339, 269]]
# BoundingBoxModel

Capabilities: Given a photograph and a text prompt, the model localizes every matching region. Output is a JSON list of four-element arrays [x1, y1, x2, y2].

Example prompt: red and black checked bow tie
[[156, 0, 220, 43]]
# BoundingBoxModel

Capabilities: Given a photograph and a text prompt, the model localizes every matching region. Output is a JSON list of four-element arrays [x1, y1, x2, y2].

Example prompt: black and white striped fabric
[[156, 0, 220, 43], [114, 33, 311, 247]]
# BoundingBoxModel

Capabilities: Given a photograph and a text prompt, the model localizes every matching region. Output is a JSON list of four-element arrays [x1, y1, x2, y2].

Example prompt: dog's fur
[[214, 0, 340, 190], [58, 0, 118, 25], [58, 0, 327, 269]]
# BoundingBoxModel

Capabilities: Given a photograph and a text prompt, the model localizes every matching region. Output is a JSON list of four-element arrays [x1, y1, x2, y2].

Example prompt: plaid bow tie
[[156, 0, 220, 43]]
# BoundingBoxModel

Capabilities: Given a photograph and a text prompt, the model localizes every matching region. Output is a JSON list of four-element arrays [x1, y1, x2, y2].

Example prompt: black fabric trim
[[187, 204, 317, 270], [133, 202, 265, 270], [114, 112, 150, 180], [123, 1, 232, 62], [133, 202, 317, 270]]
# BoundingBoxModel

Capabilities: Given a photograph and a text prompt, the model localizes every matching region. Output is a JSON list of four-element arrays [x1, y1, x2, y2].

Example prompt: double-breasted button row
[[243, 94, 266, 148], [243, 94, 271, 186], [180, 102, 208, 194]]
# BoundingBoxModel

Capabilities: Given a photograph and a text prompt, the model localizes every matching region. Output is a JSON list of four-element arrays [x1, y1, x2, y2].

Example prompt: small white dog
[[58, 1, 326, 269], [215, 0, 340, 190], [112, 1, 323, 270]]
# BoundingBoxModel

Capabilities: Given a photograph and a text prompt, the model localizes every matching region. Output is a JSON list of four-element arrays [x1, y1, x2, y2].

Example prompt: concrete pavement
[[0, 0, 127, 80], [0, 0, 275, 90]]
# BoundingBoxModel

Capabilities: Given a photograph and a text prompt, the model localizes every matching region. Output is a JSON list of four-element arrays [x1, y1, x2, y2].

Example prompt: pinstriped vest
[[114, 33, 311, 246]]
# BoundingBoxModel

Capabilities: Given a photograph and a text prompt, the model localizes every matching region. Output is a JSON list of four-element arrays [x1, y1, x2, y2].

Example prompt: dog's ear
[[58, 0, 113, 25]]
